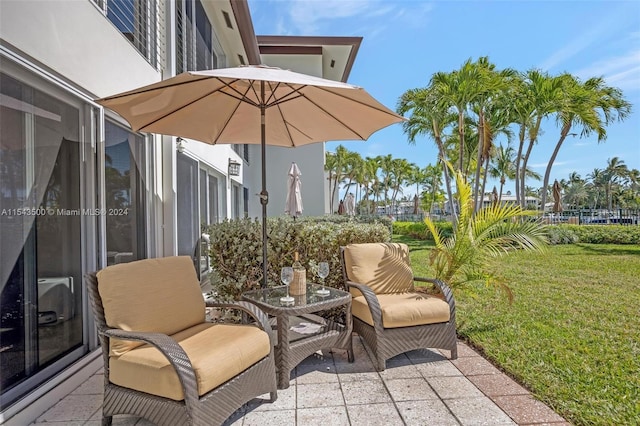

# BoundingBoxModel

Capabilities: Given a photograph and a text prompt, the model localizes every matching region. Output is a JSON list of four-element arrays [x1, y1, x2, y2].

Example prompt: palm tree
[[423, 163, 444, 213], [540, 75, 631, 210], [467, 57, 517, 211], [407, 165, 427, 200], [341, 150, 363, 204], [587, 168, 605, 209], [389, 158, 415, 213], [477, 105, 514, 210], [377, 154, 394, 214], [424, 163, 548, 300], [361, 157, 381, 214], [512, 70, 562, 209], [325, 150, 338, 212], [488, 143, 516, 203], [627, 168, 640, 208], [327, 145, 352, 213], [602, 157, 628, 210], [431, 58, 485, 174], [397, 86, 457, 222], [564, 179, 589, 209]]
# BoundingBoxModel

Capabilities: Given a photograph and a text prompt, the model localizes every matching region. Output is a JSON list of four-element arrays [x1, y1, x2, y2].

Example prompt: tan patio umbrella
[[96, 65, 404, 286], [284, 162, 303, 219]]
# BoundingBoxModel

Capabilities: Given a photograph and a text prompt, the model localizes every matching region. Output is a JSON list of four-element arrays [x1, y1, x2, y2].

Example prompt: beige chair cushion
[[109, 323, 271, 401], [343, 243, 414, 297], [352, 293, 450, 328], [97, 256, 205, 356]]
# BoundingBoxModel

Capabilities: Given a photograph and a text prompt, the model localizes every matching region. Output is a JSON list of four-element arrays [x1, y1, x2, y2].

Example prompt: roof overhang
[[256, 35, 362, 82]]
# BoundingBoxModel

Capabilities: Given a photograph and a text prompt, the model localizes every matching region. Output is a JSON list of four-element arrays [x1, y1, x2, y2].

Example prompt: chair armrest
[[414, 277, 456, 320], [345, 280, 385, 334], [206, 301, 275, 346], [102, 329, 199, 410]]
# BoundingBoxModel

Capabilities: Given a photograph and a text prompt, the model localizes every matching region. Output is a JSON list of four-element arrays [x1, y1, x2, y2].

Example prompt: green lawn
[[395, 235, 640, 426]]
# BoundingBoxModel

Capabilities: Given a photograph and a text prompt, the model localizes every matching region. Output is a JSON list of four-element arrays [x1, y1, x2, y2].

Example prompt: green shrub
[[205, 216, 390, 302], [393, 220, 453, 240], [545, 226, 579, 244], [559, 224, 640, 244]]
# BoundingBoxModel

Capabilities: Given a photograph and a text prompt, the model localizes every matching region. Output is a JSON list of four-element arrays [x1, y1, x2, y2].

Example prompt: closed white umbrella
[[285, 162, 303, 219], [345, 193, 355, 216]]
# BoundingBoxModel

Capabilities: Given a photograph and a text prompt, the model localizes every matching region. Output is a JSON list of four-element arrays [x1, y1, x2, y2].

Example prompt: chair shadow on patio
[[222, 334, 455, 426]]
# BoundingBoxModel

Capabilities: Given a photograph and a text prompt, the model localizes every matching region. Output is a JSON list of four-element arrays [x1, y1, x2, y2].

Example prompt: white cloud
[[530, 161, 571, 169], [574, 49, 640, 92], [287, 0, 383, 33], [539, 7, 629, 71], [282, 0, 433, 35], [573, 141, 593, 147]]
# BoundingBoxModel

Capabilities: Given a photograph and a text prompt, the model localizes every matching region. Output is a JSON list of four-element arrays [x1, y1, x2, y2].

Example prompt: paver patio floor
[[28, 335, 569, 426]]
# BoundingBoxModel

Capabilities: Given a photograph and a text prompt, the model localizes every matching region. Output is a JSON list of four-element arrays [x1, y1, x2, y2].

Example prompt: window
[[231, 184, 241, 219], [104, 121, 147, 266], [176, 152, 199, 258], [92, 0, 160, 69], [176, 0, 220, 73], [243, 187, 249, 218], [208, 175, 219, 223]]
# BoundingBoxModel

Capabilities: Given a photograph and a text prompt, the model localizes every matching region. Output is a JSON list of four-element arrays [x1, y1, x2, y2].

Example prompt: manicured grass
[[396, 235, 640, 426]]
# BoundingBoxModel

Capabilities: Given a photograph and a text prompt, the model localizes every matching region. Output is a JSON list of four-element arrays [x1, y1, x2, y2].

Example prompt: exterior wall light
[[176, 137, 186, 153], [228, 159, 241, 176]]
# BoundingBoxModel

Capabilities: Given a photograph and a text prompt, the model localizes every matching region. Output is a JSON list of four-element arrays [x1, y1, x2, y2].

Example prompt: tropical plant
[[488, 143, 516, 203], [601, 156, 628, 210], [540, 75, 631, 209], [512, 70, 562, 208], [397, 86, 457, 220], [424, 163, 549, 300]]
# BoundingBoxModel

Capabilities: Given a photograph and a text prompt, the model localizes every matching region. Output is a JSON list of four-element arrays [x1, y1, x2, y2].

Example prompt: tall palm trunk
[[514, 124, 526, 206], [520, 116, 542, 209], [499, 176, 506, 203], [480, 154, 491, 209], [457, 111, 465, 173], [433, 119, 457, 225], [541, 123, 571, 209], [472, 110, 485, 212]]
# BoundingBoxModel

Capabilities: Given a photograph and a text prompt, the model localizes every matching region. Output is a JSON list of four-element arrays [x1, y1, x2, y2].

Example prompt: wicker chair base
[[353, 317, 457, 371], [101, 354, 276, 426]]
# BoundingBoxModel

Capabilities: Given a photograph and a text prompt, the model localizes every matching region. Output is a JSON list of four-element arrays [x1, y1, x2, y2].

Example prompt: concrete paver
[[27, 336, 569, 425]]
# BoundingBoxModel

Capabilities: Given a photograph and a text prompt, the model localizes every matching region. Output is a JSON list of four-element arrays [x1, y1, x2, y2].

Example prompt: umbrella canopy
[[285, 162, 303, 218], [97, 65, 404, 287], [552, 180, 563, 213]]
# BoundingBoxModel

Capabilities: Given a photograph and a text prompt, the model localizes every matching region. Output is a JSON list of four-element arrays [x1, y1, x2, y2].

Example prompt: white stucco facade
[[0, 2, 361, 423]]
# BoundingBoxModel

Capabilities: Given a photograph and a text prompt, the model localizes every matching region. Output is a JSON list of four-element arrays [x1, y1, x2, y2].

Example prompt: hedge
[[205, 216, 391, 302], [394, 220, 640, 245]]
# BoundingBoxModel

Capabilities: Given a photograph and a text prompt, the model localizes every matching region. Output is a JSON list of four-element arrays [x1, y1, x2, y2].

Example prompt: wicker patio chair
[[85, 256, 277, 426], [340, 242, 457, 371]]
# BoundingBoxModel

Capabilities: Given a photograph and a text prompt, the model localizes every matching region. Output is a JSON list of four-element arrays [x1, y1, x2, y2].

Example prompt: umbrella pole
[[260, 81, 269, 288]]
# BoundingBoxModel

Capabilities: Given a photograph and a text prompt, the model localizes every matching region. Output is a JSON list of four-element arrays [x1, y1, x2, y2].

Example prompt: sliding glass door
[[0, 71, 84, 407]]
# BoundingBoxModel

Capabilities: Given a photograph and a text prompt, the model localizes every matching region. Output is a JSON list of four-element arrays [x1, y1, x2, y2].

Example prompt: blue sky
[[248, 0, 640, 197]]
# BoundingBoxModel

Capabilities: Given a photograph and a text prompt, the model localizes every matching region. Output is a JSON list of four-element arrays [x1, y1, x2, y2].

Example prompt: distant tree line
[[396, 56, 632, 217]]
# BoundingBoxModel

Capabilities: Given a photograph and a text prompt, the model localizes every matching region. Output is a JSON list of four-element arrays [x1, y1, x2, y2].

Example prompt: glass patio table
[[242, 283, 354, 389]]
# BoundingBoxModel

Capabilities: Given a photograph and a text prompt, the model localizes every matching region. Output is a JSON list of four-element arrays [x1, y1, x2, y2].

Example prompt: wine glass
[[280, 267, 295, 305], [315, 261, 330, 296]]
